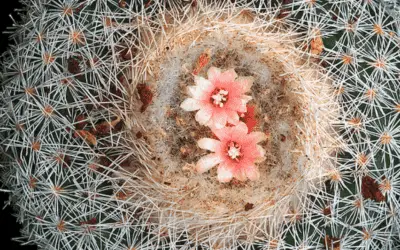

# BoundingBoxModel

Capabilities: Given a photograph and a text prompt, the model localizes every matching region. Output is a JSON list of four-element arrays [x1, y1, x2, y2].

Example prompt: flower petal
[[236, 76, 254, 92], [217, 163, 233, 183], [207, 67, 221, 81], [226, 110, 240, 125], [249, 132, 267, 143], [242, 95, 253, 103], [187, 86, 204, 100], [212, 111, 228, 129], [232, 122, 248, 137], [257, 145, 266, 157], [245, 165, 260, 181], [180, 98, 201, 111], [225, 97, 247, 112], [255, 145, 266, 163], [195, 76, 214, 91], [197, 138, 221, 152], [219, 69, 238, 83], [211, 126, 231, 141], [196, 154, 222, 174], [195, 107, 213, 125]]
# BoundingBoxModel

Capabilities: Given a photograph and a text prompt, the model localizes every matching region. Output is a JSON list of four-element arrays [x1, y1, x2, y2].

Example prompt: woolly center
[[227, 141, 242, 161], [211, 88, 229, 107]]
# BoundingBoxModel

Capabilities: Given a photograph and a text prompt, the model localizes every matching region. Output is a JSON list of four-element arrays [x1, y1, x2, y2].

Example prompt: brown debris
[[74, 130, 97, 146], [145, 0, 152, 8], [244, 203, 254, 211], [75, 114, 87, 130], [323, 206, 331, 216], [137, 84, 153, 112], [324, 235, 340, 250], [361, 176, 385, 202], [68, 57, 82, 75], [91, 116, 122, 136], [80, 218, 97, 231], [136, 131, 143, 139], [310, 32, 324, 55], [119, 0, 127, 8]]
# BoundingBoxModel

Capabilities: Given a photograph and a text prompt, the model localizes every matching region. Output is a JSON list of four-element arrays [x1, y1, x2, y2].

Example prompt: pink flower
[[180, 67, 253, 129], [195, 122, 266, 183]]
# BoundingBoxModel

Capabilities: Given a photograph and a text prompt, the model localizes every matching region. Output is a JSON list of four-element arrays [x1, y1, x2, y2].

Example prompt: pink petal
[[226, 110, 240, 125], [211, 126, 231, 141], [207, 67, 221, 81], [231, 122, 248, 138], [225, 97, 247, 112], [196, 154, 222, 174], [238, 130, 264, 158], [245, 165, 260, 181], [195, 107, 213, 125], [236, 76, 254, 92], [217, 163, 233, 183], [219, 69, 238, 83], [212, 111, 228, 129], [180, 98, 201, 111], [248, 132, 267, 144], [241, 145, 262, 162], [197, 138, 221, 152]]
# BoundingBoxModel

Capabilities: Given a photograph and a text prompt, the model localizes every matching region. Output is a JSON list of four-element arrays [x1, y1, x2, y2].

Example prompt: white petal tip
[[218, 176, 233, 183], [180, 98, 201, 111], [195, 154, 221, 174], [197, 138, 219, 152], [217, 166, 233, 183]]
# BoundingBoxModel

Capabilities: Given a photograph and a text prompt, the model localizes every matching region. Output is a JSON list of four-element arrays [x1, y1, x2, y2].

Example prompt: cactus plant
[[0, 0, 400, 249]]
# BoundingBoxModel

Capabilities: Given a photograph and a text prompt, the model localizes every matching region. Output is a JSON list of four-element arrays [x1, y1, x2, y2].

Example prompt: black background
[[0, 1, 37, 249]]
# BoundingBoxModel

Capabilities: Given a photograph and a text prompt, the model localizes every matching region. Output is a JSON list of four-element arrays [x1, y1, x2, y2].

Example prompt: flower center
[[227, 141, 242, 161], [210, 88, 229, 107]]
